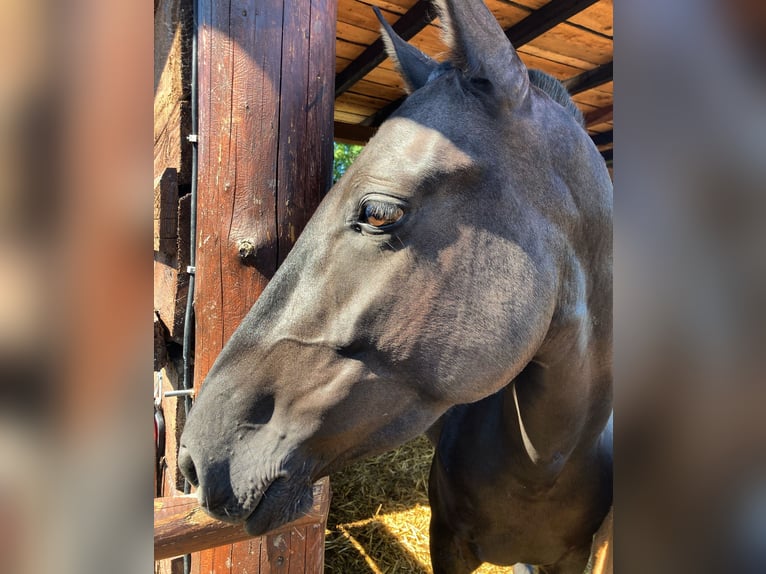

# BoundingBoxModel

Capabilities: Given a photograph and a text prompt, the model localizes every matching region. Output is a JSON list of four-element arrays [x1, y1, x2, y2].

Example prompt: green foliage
[[333, 142, 363, 184]]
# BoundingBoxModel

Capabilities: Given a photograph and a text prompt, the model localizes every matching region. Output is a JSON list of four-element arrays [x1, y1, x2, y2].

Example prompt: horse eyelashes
[[361, 200, 404, 228]]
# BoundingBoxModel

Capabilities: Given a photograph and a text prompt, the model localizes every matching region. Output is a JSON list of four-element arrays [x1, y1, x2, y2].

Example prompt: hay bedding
[[325, 435, 513, 573]]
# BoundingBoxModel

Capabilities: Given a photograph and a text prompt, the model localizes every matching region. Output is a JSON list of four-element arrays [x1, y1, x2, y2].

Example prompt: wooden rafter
[[334, 121, 378, 145], [564, 61, 613, 95], [504, 0, 599, 47], [591, 129, 613, 147]]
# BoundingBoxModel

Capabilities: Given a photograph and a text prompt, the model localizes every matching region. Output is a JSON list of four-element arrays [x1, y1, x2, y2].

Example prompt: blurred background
[[0, 1, 763, 572]]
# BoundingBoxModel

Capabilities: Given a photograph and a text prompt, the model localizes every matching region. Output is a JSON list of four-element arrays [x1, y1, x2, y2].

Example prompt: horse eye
[[361, 200, 404, 228]]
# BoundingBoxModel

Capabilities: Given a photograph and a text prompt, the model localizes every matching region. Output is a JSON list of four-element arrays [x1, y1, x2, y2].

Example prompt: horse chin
[[242, 476, 315, 536]]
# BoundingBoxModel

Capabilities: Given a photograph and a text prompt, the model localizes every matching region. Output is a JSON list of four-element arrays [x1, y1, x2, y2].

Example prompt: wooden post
[[192, 0, 337, 572]]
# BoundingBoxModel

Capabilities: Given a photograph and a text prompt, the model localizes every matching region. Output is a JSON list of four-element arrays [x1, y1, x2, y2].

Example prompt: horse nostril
[[177, 445, 199, 487]]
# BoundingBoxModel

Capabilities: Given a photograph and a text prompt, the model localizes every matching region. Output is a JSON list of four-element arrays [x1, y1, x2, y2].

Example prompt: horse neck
[[499, 315, 612, 486]]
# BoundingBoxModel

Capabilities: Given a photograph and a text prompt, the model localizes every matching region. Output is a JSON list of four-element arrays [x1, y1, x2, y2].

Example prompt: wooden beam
[[361, 95, 406, 127], [601, 148, 613, 163], [154, 477, 331, 561], [505, 0, 599, 47], [564, 61, 613, 95], [584, 104, 613, 127], [591, 129, 613, 147], [334, 0, 436, 98], [334, 121, 377, 145], [192, 0, 337, 571], [365, 0, 600, 126]]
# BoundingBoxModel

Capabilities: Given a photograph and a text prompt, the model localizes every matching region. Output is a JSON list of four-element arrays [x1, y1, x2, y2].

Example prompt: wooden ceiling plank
[[365, 0, 601, 127], [584, 104, 613, 127], [572, 88, 613, 109], [355, 0, 417, 16], [525, 22, 612, 66], [335, 0, 437, 98], [568, 0, 613, 36]]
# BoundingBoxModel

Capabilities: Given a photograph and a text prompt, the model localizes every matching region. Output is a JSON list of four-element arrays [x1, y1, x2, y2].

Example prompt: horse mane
[[527, 69, 584, 127]]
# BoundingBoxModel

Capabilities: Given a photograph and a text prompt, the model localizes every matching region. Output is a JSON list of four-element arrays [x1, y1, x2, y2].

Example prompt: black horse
[[179, 1, 613, 572]]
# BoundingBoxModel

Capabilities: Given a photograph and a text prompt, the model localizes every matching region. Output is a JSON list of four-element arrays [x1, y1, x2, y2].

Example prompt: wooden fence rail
[[154, 477, 330, 561]]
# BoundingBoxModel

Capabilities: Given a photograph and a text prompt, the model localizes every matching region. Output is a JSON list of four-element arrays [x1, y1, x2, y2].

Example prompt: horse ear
[[374, 7, 438, 93], [435, 0, 529, 105]]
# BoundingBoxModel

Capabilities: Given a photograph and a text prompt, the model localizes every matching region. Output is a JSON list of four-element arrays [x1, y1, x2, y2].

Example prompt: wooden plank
[[334, 109, 370, 124], [192, 1, 336, 572], [277, 0, 311, 264], [154, 261, 190, 345], [336, 38, 368, 62], [347, 79, 407, 102], [154, 0, 193, 185], [306, 0, 338, 205], [355, 0, 415, 16], [584, 104, 613, 127], [519, 43, 595, 71], [568, 0, 613, 37], [525, 22, 612, 66], [337, 1, 400, 30], [304, 522, 326, 574], [336, 91, 389, 117], [155, 478, 330, 561], [335, 0, 436, 97], [154, 168, 179, 259], [572, 87, 612, 109]]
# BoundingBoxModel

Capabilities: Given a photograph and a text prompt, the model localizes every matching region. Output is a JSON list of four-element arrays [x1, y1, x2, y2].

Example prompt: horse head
[[179, 0, 611, 539]]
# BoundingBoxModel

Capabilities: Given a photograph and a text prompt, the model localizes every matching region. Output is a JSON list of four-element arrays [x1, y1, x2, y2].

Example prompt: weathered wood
[[154, 477, 330, 561], [154, 0, 193, 185], [154, 168, 180, 257], [154, 313, 169, 372], [192, 0, 337, 571], [154, 261, 190, 344]]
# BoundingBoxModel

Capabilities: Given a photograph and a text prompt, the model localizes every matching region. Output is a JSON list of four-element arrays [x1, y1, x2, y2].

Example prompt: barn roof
[[332, 0, 613, 167]]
